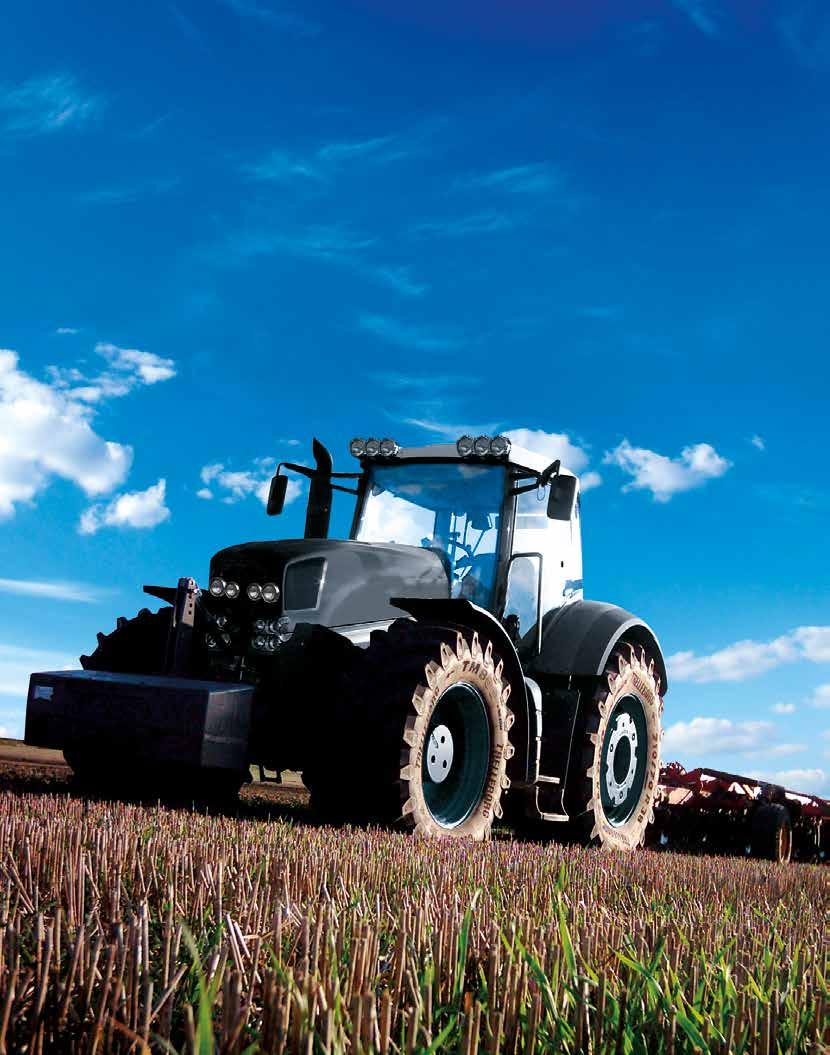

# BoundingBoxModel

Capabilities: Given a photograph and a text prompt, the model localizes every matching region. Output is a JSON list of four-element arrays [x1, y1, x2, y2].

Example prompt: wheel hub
[[426, 724, 454, 784], [605, 711, 639, 806]]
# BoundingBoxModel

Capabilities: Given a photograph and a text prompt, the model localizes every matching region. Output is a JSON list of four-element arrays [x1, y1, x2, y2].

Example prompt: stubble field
[[0, 754, 827, 1054]]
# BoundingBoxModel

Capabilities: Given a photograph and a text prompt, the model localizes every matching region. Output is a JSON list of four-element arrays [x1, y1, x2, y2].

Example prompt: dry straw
[[0, 790, 826, 1053]]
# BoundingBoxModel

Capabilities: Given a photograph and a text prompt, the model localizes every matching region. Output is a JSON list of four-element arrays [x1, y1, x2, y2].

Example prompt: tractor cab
[[269, 435, 584, 647]]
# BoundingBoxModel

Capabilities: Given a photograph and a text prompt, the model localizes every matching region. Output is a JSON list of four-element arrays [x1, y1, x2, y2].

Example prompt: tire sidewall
[[401, 633, 513, 840], [590, 653, 662, 850]]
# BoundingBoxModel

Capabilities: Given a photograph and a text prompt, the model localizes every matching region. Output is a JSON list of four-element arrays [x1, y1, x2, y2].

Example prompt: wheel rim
[[422, 682, 490, 828], [599, 694, 649, 826]]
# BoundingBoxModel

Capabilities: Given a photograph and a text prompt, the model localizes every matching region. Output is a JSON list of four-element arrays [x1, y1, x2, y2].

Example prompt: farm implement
[[652, 762, 829, 863]]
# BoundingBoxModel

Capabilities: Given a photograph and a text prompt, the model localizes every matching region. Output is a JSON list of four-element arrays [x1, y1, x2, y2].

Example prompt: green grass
[[0, 789, 826, 1053]]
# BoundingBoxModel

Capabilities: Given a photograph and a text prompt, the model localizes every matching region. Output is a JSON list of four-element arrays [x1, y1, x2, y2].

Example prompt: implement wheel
[[568, 644, 663, 851], [305, 622, 514, 839], [751, 803, 792, 863]]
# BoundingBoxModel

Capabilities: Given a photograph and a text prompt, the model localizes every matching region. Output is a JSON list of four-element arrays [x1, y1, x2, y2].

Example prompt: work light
[[209, 578, 225, 597], [261, 582, 279, 603], [379, 438, 399, 457], [247, 582, 262, 601], [456, 435, 474, 457], [474, 435, 491, 457], [489, 435, 511, 458], [349, 438, 366, 457], [364, 437, 380, 457], [224, 581, 240, 600]]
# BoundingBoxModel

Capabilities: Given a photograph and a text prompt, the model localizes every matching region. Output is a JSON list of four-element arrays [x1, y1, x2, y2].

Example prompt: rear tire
[[80, 607, 172, 674], [568, 644, 663, 851], [305, 622, 515, 840], [73, 608, 244, 807], [751, 803, 792, 863]]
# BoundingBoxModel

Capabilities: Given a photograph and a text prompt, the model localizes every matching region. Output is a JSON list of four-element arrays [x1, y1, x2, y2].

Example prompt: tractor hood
[[209, 539, 450, 627]]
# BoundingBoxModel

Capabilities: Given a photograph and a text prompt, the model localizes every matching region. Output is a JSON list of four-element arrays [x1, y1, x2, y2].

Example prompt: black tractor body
[[25, 435, 667, 849]]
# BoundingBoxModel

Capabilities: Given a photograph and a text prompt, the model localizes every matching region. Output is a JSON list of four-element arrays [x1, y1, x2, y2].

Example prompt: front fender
[[390, 596, 533, 783]]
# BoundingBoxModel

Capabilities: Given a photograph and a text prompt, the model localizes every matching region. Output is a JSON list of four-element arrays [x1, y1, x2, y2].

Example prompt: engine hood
[[209, 538, 450, 626]]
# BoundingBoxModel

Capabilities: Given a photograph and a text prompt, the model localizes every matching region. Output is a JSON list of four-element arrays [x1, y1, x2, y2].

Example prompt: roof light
[[247, 582, 262, 601], [261, 582, 279, 604], [224, 581, 240, 600], [209, 578, 225, 597], [349, 438, 366, 457], [456, 435, 474, 457], [490, 435, 511, 458], [364, 437, 380, 457], [474, 435, 492, 457], [379, 438, 399, 457]]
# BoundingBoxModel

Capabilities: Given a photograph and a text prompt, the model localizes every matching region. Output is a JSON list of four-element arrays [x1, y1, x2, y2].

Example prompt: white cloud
[[812, 684, 830, 709], [198, 459, 302, 507], [95, 342, 176, 385], [662, 717, 776, 756], [604, 439, 730, 502], [1, 73, 102, 135], [767, 768, 828, 797], [0, 343, 176, 519], [0, 578, 106, 603], [506, 428, 602, 492], [771, 702, 796, 715], [506, 428, 591, 474], [55, 327, 79, 335], [750, 434, 765, 451], [0, 643, 76, 698], [79, 479, 170, 535], [670, 626, 830, 683], [0, 349, 132, 518]]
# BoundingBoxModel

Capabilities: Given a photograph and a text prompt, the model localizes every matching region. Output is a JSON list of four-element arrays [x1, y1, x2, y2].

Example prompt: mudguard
[[531, 600, 668, 691], [390, 597, 533, 783]]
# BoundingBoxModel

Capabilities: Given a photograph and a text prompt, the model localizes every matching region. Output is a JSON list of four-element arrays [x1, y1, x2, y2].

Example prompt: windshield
[[355, 462, 505, 608]]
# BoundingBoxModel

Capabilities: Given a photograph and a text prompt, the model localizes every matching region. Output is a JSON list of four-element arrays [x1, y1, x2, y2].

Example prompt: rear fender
[[390, 597, 533, 782], [531, 600, 668, 692]]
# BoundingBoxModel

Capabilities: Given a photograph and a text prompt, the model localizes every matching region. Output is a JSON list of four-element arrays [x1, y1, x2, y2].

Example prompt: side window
[[504, 554, 541, 641]]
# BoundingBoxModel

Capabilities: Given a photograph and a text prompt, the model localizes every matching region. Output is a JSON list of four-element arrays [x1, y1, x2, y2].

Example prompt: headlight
[[254, 618, 267, 633], [456, 435, 474, 458], [261, 582, 279, 603], [225, 581, 240, 600], [205, 633, 218, 649], [379, 438, 399, 457], [275, 616, 293, 643], [253, 634, 267, 650], [247, 582, 262, 601], [209, 578, 225, 597], [349, 437, 366, 457], [474, 435, 492, 457], [364, 437, 380, 457], [489, 435, 511, 458]]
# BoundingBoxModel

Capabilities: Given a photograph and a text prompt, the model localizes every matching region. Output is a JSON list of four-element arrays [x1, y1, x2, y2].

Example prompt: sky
[[1, 0, 828, 795]]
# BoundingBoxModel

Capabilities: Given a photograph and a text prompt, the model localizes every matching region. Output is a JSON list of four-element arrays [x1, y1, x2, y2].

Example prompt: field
[[0, 753, 827, 1054]]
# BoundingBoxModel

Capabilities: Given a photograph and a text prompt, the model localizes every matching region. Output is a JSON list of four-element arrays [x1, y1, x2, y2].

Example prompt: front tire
[[569, 644, 663, 851], [305, 623, 515, 840]]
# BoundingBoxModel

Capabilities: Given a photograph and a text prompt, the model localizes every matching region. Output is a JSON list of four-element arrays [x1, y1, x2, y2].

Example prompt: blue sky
[[1, 0, 828, 794]]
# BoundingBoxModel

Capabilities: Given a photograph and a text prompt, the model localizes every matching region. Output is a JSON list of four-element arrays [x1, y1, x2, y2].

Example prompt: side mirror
[[547, 475, 577, 521], [267, 474, 288, 516]]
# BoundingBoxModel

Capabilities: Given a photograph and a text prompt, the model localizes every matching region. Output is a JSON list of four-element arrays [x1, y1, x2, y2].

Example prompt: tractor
[[25, 434, 667, 849]]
